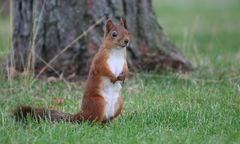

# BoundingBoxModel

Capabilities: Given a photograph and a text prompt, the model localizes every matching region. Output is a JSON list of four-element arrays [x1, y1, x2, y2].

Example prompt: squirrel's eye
[[111, 31, 118, 38]]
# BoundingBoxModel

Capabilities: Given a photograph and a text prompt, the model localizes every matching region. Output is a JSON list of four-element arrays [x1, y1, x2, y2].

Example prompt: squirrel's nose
[[124, 39, 129, 45]]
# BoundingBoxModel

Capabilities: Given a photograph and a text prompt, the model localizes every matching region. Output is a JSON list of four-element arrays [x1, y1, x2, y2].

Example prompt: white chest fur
[[102, 47, 125, 120], [107, 48, 125, 77]]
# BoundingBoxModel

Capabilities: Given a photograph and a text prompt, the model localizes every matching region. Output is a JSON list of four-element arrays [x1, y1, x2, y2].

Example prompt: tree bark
[[11, 0, 194, 80]]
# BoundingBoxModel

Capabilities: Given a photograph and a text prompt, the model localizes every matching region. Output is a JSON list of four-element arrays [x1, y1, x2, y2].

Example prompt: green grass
[[1, 0, 240, 143]]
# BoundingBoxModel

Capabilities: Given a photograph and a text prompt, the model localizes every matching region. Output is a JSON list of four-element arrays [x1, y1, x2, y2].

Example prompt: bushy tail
[[13, 106, 82, 123]]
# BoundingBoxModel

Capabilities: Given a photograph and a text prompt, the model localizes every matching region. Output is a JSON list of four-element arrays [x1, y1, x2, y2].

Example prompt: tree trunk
[[11, 0, 194, 80]]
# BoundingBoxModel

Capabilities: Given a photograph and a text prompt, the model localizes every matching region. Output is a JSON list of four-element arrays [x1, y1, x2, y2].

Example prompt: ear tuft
[[105, 19, 115, 34], [120, 17, 127, 29]]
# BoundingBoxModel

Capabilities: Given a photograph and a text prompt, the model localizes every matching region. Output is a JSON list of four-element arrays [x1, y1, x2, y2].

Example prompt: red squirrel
[[14, 17, 129, 123]]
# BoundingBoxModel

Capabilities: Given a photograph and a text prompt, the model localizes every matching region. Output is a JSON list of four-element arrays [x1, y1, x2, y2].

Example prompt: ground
[[0, 0, 240, 143]]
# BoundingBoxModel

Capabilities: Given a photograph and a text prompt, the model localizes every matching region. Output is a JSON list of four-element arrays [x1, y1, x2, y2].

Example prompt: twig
[[35, 54, 71, 89], [28, 0, 46, 73], [30, 16, 105, 85]]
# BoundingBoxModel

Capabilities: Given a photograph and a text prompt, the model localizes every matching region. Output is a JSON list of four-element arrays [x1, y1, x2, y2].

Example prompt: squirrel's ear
[[120, 17, 127, 29], [105, 19, 115, 34]]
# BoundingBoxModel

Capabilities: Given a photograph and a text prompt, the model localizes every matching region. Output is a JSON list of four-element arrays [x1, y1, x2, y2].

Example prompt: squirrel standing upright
[[14, 17, 130, 123]]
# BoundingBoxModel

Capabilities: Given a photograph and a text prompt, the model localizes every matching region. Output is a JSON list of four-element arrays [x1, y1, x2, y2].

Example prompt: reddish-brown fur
[[14, 18, 129, 124]]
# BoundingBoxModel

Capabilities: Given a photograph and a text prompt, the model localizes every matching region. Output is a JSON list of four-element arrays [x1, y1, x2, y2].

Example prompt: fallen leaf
[[48, 76, 58, 82], [127, 86, 139, 94], [50, 106, 57, 111], [53, 97, 64, 104], [7, 67, 21, 77]]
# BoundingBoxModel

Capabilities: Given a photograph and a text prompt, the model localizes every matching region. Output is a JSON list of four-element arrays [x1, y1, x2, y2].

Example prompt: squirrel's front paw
[[110, 77, 117, 83], [117, 72, 125, 82]]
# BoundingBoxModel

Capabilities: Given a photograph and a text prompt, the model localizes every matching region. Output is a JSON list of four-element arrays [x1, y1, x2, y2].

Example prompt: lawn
[[0, 0, 240, 143]]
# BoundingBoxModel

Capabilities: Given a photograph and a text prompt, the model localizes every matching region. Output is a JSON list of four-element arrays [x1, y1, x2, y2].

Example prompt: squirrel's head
[[104, 17, 130, 48]]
